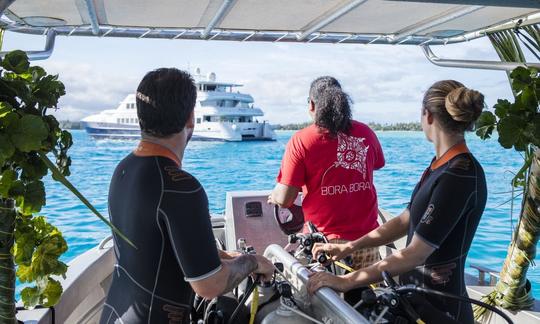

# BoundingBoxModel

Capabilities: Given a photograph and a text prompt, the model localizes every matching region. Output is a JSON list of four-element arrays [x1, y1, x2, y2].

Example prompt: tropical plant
[[0, 50, 132, 323], [474, 25, 540, 319]]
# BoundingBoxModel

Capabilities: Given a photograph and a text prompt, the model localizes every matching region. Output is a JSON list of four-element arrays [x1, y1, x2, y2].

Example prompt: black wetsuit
[[400, 152, 487, 323], [100, 154, 222, 324]]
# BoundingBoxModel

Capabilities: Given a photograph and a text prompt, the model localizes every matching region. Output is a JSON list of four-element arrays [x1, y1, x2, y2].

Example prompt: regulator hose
[[397, 286, 514, 324]]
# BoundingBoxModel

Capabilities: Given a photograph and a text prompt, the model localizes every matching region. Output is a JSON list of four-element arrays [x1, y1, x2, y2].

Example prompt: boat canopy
[[1, 1, 540, 70], [1, 0, 539, 46]]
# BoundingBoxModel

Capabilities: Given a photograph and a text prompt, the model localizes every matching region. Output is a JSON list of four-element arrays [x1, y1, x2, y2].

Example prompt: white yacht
[[80, 71, 276, 141]]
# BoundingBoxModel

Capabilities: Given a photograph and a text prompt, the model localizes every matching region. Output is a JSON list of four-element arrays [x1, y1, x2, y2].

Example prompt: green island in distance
[[58, 121, 422, 132], [274, 121, 422, 131]]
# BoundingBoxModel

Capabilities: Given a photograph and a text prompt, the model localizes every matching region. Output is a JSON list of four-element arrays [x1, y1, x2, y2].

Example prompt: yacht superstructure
[[80, 71, 276, 141]]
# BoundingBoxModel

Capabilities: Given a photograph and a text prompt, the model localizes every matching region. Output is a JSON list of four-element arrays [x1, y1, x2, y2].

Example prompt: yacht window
[[207, 85, 216, 91], [204, 116, 211, 122], [117, 118, 120, 124], [196, 118, 201, 124]]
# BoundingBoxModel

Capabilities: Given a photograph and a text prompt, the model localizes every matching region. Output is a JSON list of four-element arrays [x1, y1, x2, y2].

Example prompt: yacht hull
[[81, 121, 276, 141]]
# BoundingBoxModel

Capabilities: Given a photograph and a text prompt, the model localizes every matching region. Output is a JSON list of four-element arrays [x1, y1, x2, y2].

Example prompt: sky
[[3, 30, 516, 125]]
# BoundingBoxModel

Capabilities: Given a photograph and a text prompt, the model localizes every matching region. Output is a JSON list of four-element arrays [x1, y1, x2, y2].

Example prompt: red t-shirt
[[277, 121, 385, 240]]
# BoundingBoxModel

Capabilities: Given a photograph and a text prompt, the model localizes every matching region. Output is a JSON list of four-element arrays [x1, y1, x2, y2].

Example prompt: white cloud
[[5, 32, 514, 125]]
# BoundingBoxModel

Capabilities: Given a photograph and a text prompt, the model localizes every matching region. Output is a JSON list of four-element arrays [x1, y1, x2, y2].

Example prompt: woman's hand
[[307, 271, 350, 294], [312, 242, 352, 263]]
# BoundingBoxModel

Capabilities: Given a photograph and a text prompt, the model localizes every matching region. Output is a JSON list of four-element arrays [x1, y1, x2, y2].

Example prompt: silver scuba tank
[[260, 297, 313, 324]]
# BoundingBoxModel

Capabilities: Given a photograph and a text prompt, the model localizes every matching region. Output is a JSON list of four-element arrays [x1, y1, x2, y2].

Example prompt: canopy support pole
[[0, 0, 15, 17], [421, 44, 540, 71], [83, 0, 100, 35], [297, 0, 368, 41], [392, 5, 484, 43], [0, 29, 56, 60], [201, 0, 236, 39]]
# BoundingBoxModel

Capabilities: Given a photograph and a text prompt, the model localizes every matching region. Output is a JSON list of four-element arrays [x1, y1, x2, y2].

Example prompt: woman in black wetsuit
[[307, 80, 487, 323]]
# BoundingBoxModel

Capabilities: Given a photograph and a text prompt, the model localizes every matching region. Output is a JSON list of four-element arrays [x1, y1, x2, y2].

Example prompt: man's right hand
[[312, 242, 352, 263], [253, 255, 275, 282]]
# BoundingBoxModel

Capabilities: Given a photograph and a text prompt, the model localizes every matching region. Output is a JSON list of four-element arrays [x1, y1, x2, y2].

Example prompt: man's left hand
[[307, 271, 350, 294]]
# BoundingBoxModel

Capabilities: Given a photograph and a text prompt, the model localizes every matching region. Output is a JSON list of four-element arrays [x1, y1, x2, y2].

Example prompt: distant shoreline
[[60, 121, 422, 132], [274, 122, 422, 131]]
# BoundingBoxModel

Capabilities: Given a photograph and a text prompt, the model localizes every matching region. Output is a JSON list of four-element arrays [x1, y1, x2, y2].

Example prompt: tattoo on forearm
[[221, 254, 258, 293]]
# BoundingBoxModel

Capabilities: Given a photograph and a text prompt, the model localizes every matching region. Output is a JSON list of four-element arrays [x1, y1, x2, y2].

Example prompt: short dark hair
[[309, 76, 352, 136], [136, 68, 197, 137]]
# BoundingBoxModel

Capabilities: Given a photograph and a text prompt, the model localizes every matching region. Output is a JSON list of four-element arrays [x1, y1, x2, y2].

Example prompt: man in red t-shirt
[[268, 76, 385, 269]]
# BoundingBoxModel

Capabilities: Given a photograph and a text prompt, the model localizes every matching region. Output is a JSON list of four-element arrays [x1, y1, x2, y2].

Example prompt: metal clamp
[[421, 44, 540, 71], [0, 29, 56, 61]]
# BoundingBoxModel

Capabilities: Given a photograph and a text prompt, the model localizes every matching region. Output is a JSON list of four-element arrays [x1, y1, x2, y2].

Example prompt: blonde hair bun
[[445, 87, 484, 123]]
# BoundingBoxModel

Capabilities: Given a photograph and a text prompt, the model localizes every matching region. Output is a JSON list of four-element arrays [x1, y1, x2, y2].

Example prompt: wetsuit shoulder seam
[[442, 170, 477, 179]]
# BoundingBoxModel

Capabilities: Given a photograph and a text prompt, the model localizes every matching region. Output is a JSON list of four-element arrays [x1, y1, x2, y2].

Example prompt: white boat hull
[[81, 121, 276, 141]]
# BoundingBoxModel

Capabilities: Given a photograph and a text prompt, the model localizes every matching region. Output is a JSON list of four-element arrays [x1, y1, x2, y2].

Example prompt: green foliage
[[0, 50, 70, 309], [476, 66, 540, 187]]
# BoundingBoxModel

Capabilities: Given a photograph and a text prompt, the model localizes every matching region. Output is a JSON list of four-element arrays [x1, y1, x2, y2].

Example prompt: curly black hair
[[309, 76, 352, 136]]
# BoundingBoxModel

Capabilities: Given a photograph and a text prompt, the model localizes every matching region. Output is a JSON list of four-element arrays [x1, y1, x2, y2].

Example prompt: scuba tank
[[260, 296, 313, 324]]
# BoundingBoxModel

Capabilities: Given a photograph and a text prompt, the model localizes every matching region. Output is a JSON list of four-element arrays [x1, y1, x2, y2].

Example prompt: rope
[[249, 286, 258, 324]]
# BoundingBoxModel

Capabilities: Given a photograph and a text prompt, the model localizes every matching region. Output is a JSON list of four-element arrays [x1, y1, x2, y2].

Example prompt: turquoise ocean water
[[16, 129, 539, 298]]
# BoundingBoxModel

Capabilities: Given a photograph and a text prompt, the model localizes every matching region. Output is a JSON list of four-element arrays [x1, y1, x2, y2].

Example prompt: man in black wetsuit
[[100, 68, 274, 324]]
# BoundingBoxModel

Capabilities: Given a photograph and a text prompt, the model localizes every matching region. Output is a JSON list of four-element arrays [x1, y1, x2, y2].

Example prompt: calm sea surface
[[16, 130, 539, 298]]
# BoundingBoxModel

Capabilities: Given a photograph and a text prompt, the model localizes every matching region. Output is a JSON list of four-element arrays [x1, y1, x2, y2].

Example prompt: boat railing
[[470, 264, 500, 286], [98, 235, 113, 250]]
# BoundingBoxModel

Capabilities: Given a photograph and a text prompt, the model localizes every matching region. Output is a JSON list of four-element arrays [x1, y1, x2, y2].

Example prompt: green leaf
[[9, 114, 49, 152], [60, 130, 73, 149], [20, 286, 40, 308], [0, 101, 13, 117], [41, 278, 62, 307], [31, 232, 68, 277], [494, 99, 511, 118], [510, 66, 532, 92], [8, 179, 25, 197], [0, 169, 17, 197], [13, 231, 36, 265], [475, 111, 497, 139], [28, 66, 46, 82], [19, 278, 63, 308], [497, 115, 527, 150], [0, 133, 15, 165], [520, 86, 538, 110], [20, 154, 48, 180], [1, 50, 30, 74], [0, 111, 18, 129], [19, 180, 46, 215]]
